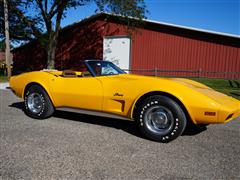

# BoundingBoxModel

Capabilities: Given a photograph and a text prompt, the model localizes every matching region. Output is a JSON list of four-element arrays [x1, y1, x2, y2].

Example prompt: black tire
[[24, 85, 54, 119], [136, 95, 187, 143]]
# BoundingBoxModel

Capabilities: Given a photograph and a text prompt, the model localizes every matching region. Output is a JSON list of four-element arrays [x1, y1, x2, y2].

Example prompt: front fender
[[129, 89, 197, 124]]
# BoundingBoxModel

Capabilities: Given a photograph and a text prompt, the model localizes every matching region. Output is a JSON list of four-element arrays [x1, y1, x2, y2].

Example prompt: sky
[[61, 0, 240, 36]]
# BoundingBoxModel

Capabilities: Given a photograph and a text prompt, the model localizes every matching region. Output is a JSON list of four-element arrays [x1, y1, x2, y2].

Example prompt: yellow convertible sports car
[[10, 60, 240, 142]]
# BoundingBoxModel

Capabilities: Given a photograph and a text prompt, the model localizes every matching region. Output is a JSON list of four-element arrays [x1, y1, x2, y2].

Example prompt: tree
[[3, 0, 11, 79], [1, 0, 41, 79], [20, 0, 147, 69], [0, 0, 41, 43]]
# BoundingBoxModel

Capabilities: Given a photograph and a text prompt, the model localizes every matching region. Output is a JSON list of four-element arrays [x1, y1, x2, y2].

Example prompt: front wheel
[[24, 85, 54, 119], [136, 95, 187, 143]]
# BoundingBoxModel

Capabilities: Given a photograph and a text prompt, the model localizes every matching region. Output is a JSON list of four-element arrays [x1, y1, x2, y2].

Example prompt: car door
[[50, 76, 103, 111], [97, 75, 136, 117]]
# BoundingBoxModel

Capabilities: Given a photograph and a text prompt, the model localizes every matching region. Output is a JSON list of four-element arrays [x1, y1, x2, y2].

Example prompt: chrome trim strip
[[56, 107, 133, 121]]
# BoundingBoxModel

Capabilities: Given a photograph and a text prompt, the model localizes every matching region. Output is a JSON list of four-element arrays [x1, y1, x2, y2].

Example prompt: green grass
[[0, 75, 8, 82], [190, 78, 240, 100]]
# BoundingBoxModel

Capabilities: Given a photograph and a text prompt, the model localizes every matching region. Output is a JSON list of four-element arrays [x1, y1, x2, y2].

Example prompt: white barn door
[[103, 37, 131, 70]]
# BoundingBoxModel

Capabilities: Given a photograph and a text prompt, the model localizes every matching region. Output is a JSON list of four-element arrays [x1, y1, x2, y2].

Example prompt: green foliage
[[0, 39, 5, 50], [95, 0, 147, 18], [1, 0, 147, 68], [0, 75, 7, 82], [0, 38, 14, 50], [95, 0, 147, 31], [0, 0, 41, 43]]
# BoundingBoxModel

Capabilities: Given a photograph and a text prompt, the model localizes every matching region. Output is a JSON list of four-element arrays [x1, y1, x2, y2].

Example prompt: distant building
[[12, 13, 240, 78]]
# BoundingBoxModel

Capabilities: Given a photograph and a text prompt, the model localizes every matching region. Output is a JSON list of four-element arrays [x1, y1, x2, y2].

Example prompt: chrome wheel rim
[[144, 105, 174, 135], [27, 93, 43, 114]]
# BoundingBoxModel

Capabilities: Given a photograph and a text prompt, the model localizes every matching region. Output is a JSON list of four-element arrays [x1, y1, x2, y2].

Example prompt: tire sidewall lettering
[[25, 90, 46, 117], [138, 98, 182, 142]]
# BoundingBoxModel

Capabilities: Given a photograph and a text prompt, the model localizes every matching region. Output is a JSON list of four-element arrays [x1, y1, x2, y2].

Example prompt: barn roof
[[66, 12, 240, 39], [13, 12, 239, 51]]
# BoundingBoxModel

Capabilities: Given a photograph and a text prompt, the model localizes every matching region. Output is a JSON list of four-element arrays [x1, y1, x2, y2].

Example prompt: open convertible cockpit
[[42, 60, 125, 78]]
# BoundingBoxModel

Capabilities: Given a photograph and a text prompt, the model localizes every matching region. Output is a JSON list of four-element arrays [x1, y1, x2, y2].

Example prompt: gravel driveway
[[0, 89, 240, 179]]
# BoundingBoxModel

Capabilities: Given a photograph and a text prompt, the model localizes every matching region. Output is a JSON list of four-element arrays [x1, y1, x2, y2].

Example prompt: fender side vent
[[225, 113, 234, 120]]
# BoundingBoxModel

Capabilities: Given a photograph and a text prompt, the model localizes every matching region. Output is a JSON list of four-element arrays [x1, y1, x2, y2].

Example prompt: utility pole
[[3, 0, 11, 80]]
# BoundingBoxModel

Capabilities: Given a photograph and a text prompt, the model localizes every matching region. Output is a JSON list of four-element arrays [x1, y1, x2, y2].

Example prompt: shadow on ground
[[9, 101, 207, 140]]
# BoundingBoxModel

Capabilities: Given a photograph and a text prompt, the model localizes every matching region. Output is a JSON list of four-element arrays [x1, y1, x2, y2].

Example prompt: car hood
[[118, 74, 210, 89], [169, 77, 240, 106]]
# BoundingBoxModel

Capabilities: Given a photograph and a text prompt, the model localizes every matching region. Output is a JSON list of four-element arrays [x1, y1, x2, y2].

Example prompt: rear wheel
[[136, 95, 187, 143], [24, 85, 54, 119]]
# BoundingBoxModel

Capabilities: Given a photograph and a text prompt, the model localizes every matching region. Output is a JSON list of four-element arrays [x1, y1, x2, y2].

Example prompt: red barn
[[12, 13, 240, 79]]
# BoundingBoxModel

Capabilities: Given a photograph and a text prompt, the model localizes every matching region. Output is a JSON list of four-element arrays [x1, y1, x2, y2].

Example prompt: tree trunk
[[45, 2, 65, 69], [47, 32, 57, 69], [3, 0, 11, 80]]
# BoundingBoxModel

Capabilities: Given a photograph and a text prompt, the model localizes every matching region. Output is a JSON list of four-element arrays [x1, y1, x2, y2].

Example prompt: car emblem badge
[[114, 93, 123, 97]]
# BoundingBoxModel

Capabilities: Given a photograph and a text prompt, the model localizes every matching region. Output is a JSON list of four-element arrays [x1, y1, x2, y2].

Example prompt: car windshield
[[86, 60, 126, 76]]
